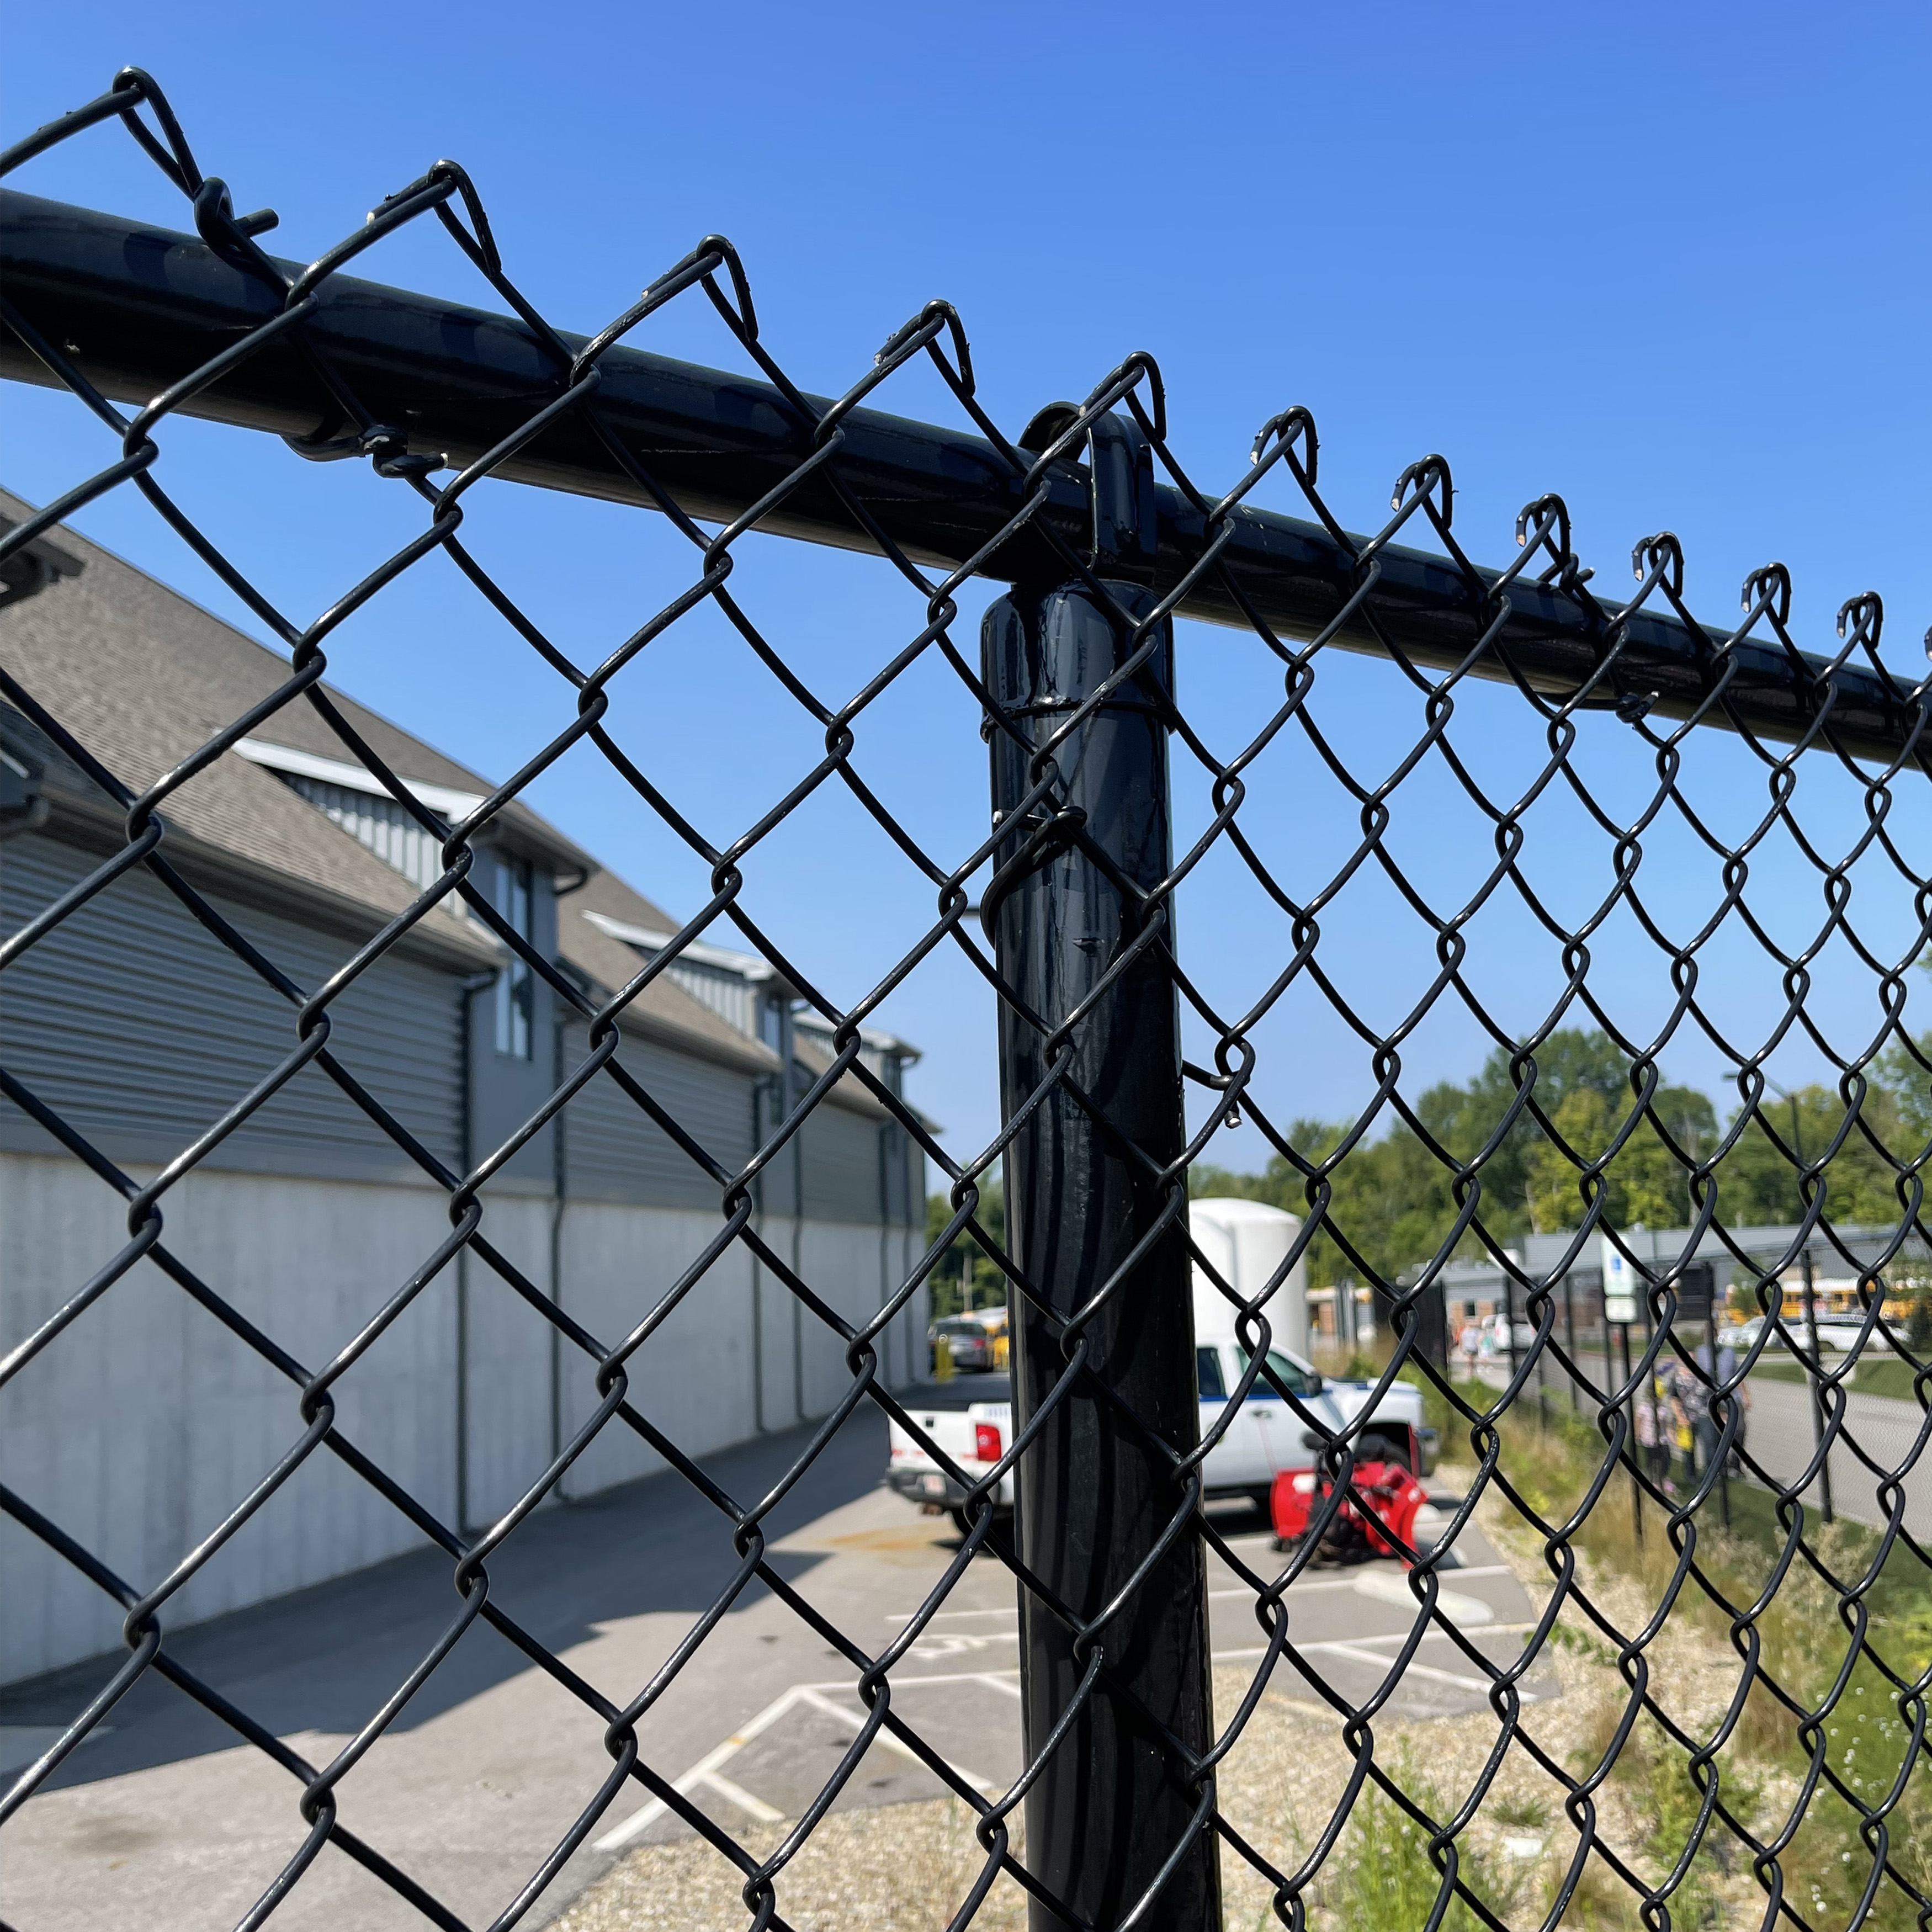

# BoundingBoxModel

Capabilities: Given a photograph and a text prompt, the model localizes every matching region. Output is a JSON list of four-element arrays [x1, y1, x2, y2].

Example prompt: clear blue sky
[[7, 3, 1929, 1176]]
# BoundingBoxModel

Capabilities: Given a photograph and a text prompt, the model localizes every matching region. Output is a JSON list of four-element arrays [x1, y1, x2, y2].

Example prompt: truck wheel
[[948, 1508, 974, 1539]]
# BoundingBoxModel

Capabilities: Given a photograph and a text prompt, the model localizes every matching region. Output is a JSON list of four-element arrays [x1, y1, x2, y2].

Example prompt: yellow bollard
[[935, 1335, 952, 1381]]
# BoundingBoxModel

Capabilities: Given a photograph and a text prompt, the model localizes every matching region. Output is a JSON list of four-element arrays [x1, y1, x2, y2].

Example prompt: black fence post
[[985, 410, 1217, 1931]]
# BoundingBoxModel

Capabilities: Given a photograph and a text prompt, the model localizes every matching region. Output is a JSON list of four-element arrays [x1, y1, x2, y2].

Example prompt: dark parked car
[[929, 1317, 996, 1373]]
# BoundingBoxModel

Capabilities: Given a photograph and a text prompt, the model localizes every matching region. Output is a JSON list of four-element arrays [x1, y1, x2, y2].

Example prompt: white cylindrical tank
[[1188, 1197, 1309, 1357]]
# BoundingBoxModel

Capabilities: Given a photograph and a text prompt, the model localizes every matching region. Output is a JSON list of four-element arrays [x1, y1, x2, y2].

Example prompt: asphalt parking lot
[[1, 1409, 1551, 1932]]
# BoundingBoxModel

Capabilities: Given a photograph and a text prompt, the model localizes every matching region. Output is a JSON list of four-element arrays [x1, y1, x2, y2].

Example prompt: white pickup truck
[[885, 1200, 1436, 1526]]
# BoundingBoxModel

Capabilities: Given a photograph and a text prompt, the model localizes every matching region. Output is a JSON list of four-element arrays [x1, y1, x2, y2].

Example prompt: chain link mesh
[[2, 66, 1928, 1932]]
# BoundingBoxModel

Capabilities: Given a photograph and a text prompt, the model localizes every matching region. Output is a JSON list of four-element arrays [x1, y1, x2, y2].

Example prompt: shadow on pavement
[[2, 1407, 888, 1791]]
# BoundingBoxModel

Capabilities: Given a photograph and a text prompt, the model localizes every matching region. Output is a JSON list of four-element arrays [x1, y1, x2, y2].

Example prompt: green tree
[[1193, 1030, 1719, 1292], [1181, 1023, 1928, 1299], [1524, 1082, 1718, 1234], [1882, 1040, 1932, 1146], [1877, 953, 1932, 1151], [924, 1174, 1006, 1320], [1710, 1081, 1912, 1229]]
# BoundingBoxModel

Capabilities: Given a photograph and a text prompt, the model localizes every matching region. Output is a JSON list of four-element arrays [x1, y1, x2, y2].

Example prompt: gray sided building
[[0, 492, 927, 1684]]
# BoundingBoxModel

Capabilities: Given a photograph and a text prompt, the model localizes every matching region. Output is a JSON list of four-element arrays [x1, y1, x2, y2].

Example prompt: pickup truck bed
[[885, 1375, 1015, 1522], [885, 1349, 1436, 1522]]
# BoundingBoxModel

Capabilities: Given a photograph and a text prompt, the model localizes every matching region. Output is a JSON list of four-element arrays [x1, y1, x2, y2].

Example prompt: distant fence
[[2, 66, 1928, 1932]]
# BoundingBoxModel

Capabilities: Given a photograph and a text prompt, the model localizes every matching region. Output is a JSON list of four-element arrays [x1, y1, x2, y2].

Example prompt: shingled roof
[[0, 488, 779, 1075]]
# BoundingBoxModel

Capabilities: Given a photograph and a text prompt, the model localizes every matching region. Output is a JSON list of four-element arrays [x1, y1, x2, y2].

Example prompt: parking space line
[[887, 1606, 1016, 1624], [904, 1629, 1019, 1655], [1211, 1623, 1542, 1700], [596, 1685, 814, 1851], [1317, 1643, 1519, 1697], [887, 1566, 1516, 1625], [1352, 1569, 1494, 1626], [1213, 1622, 1536, 1661], [849, 1669, 1021, 1689], [696, 1770, 785, 1824], [595, 1672, 1007, 1853], [1208, 1565, 1512, 1602], [595, 1610, 1549, 1859], [796, 1686, 999, 1795], [1213, 1620, 1537, 1658]]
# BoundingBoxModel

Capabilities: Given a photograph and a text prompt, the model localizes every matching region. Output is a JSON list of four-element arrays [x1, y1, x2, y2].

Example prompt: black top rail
[[3, 188, 1924, 771]]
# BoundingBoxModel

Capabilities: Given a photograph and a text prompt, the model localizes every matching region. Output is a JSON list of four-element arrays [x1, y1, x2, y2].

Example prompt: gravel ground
[[550, 1463, 1801, 1930], [544, 1800, 1033, 1931]]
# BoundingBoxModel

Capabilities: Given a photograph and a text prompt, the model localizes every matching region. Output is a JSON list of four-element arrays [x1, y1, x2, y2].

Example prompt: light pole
[[1765, 1078, 1833, 1524]]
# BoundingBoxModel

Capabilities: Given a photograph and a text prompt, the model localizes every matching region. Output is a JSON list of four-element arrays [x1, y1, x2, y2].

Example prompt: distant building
[[0, 491, 926, 1682], [1418, 1222, 1924, 1338]]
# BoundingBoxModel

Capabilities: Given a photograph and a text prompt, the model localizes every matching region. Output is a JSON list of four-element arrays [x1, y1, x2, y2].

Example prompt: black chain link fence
[[2, 66, 1929, 1932]]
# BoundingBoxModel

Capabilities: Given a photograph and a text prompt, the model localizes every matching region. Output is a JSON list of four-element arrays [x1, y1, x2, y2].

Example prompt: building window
[[493, 851, 534, 1059]]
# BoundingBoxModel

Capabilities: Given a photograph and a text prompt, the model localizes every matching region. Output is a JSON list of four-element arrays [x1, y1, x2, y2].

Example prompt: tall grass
[[1302, 1750, 1532, 1931], [1400, 1358, 1932, 1928]]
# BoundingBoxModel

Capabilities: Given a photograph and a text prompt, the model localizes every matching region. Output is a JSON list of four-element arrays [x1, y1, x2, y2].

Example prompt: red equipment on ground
[[1269, 1459, 1429, 1564]]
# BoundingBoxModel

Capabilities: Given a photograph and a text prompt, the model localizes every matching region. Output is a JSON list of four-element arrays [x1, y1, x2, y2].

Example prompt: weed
[[1546, 1852, 1642, 1929], [1309, 1751, 1529, 1931], [1489, 1790, 1551, 1832], [1732, 1673, 1797, 1766], [1547, 1618, 1620, 1669], [1602, 1712, 1730, 1929], [1569, 1685, 1632, 1780]]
